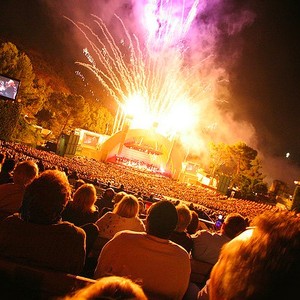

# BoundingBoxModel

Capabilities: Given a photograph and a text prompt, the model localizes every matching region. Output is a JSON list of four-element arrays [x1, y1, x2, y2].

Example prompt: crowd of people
[[0, 140, 279, 224], [0, 139, 298, 299]]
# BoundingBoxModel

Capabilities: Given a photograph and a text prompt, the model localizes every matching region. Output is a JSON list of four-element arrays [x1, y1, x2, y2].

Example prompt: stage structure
[[98, 121, 186, 179], [63, 128, 110, 159], [61, 125, 207, 180]]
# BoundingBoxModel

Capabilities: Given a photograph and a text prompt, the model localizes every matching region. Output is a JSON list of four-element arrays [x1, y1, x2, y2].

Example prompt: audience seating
[[0, 257, 95, 299]]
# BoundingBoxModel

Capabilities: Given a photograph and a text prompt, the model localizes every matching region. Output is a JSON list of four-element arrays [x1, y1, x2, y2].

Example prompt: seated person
[[190, 213, 247, 288], [0, 158, 15, 185], [62, 183, 100, 259], [0, 152, 6, 172], [62, 183, 99, 226], [95, 187, 115, 216], [64, 275, 148, 300], [86, 194, 146, 274], [0, 170, 86, 275], [202, 210, 300, 300], [170, 203, 193, 253], [113, 191, 128, 205], [0, 160, 38, 220], [94, 200, 191, 300], [186, 210, 200, 235], [68, 170, 79, 187], [191, 212, 247, 265], [95, 194, 145, 240]]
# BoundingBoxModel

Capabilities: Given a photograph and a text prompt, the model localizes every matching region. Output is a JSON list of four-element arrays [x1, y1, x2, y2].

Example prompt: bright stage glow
[[123, 93, 154, 129]]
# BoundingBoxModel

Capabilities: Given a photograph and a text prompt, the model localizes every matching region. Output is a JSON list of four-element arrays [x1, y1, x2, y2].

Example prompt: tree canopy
[[208, 141, 268, 199], [0, 41, 114, 141]]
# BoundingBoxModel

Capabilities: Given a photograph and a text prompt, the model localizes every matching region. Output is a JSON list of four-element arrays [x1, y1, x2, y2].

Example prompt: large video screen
[[82, 133, 99, 147], [0, 74, 20, 101]]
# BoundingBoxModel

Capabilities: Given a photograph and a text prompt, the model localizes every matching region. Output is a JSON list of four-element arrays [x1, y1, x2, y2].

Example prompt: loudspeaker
[[56, 134, 69, 156], [65, 133, 80, 156], [217, 175, 231, 195]]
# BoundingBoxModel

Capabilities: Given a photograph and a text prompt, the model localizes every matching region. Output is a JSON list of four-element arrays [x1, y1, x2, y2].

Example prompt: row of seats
[[0, 257, 95, 299]]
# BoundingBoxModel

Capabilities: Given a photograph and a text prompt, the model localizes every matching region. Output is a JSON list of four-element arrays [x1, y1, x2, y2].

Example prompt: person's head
[[74, 179, 85, 190], [64, 275, 147, 300], [175, 203, 192, 232], [20, 170, 71, 225], [209, 210, 300, 300], [69, 170, 78, 178], [1, 158, 15, 173], [113, 191, 127, 205], [221, 212, 247, 239], [146, 200, 178, 239], [72, 183, 97, 212], [113, 194, 139, 218], [138, 198, 146, 215], [0, 152, 5, 165], [102, 188, 115, 200], [186, 210, 199, 234], [13, 160, 39, 186]]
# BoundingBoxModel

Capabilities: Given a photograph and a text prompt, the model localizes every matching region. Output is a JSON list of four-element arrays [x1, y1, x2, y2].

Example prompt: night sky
[[0, 0, 299, 187]]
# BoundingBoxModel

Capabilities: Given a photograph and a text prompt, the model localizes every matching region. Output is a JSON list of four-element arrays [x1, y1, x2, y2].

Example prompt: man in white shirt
[[94, 200, 191, 300], [191, 213, 247, 265]]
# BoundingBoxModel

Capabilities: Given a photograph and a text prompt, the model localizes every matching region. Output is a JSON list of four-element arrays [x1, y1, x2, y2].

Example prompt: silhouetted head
[[1, 158, 15, 172], [20, 170, 71, 224], [64, 275, 147, 299], [146, 200, 178, 239]]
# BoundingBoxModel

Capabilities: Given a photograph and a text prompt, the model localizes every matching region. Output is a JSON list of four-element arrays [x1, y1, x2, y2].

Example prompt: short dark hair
[[146, 200, 178, 239], [1, 158, 15, 172], [222, 213, 247, 239], [20, 170, 71, 224], [13, 160, 39, 185], [0, 153, 5, 164]]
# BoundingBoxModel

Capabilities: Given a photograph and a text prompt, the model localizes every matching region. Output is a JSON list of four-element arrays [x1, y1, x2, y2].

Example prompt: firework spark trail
[[69, 0, 204, 136], [139, 0, 201, 118], [75, 18, 131, 102], [87, 19, 134, 97], [115, 14, 149, 99], [92, 15, 135, 91], [65, 16, 126, 105], [144, 0, 199, 52]]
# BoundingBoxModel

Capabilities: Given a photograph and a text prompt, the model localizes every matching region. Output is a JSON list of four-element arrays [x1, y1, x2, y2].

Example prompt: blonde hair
[[72, 183, 97, 213], [64, 275, 147, 299], [113, 191, 127, 205], [113, 194, 139, 218]]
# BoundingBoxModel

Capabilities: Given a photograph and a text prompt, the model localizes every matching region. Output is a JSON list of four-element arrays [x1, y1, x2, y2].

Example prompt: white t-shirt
[[191, 230, 230, 265], [95, 212, 145, 239], [94, 230, 191, 300]]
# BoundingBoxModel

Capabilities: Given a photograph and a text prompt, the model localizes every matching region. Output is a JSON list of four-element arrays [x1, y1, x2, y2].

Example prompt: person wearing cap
[[94, 200, 191, 300]]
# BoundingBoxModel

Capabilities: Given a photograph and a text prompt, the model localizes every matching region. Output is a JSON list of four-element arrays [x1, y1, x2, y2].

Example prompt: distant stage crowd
[[0, 139, 279, 224]]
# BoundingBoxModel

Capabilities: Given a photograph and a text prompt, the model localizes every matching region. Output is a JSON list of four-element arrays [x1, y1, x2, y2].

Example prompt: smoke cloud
[[40, 0, 299, 189]]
